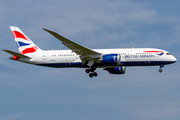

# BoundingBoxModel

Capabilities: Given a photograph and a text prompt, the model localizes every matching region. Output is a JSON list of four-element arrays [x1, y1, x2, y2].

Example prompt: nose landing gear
[[159, 65, 164, 73], [159, 68, 162, 73]]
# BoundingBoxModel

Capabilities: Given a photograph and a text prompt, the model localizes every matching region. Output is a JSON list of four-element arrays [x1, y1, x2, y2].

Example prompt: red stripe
[[144, 51, 163, 53], [20, 46, 37, 54], [12, 31, 30, 41]]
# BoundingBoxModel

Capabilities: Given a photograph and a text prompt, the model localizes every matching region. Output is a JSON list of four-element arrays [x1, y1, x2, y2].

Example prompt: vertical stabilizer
[[10, 26, 42, 55]]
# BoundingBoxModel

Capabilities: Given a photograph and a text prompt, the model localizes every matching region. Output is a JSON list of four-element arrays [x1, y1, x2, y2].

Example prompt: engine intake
[[104, 66, 126, 74], [101, 54, 121, 65]]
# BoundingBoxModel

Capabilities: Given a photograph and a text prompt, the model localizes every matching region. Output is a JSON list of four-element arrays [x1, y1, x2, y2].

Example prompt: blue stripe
[[37, 62, 85, 68], [157, 53, 164, 56], [120, 61, 174, 66], [36, 61, 175, 68], [16, 41, 30, 47]]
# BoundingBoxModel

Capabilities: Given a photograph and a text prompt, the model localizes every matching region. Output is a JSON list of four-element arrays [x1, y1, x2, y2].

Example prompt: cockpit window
[[166, 53, 172, 55]]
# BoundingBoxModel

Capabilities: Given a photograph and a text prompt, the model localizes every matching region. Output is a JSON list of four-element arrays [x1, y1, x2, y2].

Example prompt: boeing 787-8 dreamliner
[[3, 26, 177, 77]]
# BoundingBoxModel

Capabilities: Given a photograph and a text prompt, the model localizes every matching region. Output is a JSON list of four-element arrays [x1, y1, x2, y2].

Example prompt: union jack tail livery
[[10, 26, 41, 55]]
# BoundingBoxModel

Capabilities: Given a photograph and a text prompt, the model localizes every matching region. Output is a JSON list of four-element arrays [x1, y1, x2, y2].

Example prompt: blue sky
[[0, 0, 180, 120]]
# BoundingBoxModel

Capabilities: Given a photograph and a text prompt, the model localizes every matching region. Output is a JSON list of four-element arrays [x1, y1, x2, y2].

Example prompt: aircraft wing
[[3, 49, 30, 58], [43, 28, 102, 64]]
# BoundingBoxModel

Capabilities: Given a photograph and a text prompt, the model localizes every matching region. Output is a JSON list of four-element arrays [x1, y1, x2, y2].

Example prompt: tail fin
[[10, 26, 42, 55]]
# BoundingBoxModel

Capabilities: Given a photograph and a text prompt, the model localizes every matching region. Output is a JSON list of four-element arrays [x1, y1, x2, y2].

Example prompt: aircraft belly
[[121, 61, 170, 66]]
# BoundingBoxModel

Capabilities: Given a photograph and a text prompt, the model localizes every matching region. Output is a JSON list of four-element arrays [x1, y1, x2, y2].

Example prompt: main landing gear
[[85, 68, 98, 78], [159, 65, 164, 73]]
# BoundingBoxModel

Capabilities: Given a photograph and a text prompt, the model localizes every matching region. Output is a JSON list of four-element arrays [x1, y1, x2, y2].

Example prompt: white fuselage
[[16, 48, 177, 68], [6, 26, 177, 77]]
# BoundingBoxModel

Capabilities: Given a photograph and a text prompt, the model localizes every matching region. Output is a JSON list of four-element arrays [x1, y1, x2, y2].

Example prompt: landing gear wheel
[[159, 69, 162, 73], [93, 72, 98, 77], [89, 72, 98, 78], [85, 69, 90, 73], [86, 67, 98, 78], [90, 68, 96, 72], [89, 73, 93, 78]]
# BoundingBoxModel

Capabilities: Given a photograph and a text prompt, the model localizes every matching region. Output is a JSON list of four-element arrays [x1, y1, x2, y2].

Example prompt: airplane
[[3, 26, 177, 78]]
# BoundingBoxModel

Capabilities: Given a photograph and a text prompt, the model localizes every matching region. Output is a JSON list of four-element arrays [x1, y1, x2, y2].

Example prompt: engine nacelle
[[102, 54, 121, 65], [104, 66, 126, 74]]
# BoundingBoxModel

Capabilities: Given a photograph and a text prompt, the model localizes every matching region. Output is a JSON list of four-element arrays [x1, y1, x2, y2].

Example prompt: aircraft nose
[[172, 56, 177, 63]]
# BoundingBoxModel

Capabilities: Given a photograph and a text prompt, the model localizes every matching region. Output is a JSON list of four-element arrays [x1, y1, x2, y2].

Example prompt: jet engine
[[101, 54, 121, 65], [104, 66, 126, 74]]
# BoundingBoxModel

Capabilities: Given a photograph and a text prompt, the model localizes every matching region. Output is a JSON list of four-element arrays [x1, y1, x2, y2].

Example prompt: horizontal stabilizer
[[3, 49, 31, 58]]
